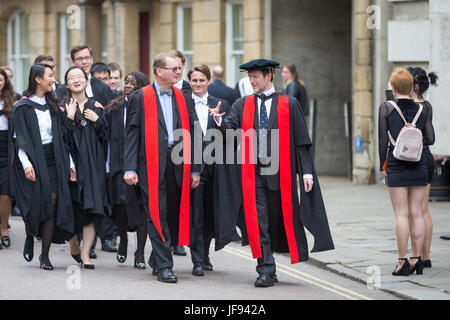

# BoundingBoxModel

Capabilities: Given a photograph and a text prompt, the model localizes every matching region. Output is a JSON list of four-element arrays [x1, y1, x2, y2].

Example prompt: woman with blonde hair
[[378, 68, 435, 276]]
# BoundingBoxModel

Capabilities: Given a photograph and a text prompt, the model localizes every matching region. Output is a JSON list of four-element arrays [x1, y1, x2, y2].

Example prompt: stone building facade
[[1, 0, 449, 184]]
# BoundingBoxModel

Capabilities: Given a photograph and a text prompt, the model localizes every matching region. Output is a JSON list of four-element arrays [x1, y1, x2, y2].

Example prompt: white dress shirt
[[192, 93, 209, 135], [86, 74, 94, 98], [174, 79, 184, 90], [0, 101, 9, 130], [17, 95, 75, 169]]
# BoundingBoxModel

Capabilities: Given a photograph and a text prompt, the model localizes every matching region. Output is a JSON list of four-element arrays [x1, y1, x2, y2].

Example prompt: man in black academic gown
[[124, 52, 201, 283], [186, 64, 241, 276], [56, 44, 117, 255], [210, 59, 334, 287]]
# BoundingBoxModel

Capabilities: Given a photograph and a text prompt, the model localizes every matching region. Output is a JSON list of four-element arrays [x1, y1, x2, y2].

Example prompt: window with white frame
[[59, 14, 72, 82], [7, 11, 30, 93], [177, 4, 193, 80], [226, 1, 243, 87]]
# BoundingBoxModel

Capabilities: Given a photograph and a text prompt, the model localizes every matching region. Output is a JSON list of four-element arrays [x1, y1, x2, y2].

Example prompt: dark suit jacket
[[124, 83, 200, 192], [223, 93, 313, 191], [208, 80, 238, 106]]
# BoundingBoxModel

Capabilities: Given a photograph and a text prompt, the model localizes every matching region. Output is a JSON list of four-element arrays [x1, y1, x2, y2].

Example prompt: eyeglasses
[[160, 66, 182, 73], [73, 56, 92, 62]]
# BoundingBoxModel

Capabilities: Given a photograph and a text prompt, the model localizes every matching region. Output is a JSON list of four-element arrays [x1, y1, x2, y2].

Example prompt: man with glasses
[[124, 52, 201, 283], [57, 44, 117, 257]]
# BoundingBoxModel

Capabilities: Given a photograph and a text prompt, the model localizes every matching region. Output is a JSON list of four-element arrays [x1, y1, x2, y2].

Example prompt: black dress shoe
[[39, 255, 54, 271], [116, 238, 128, 263], [157, 268, 178, 283], [89, 249, 97, 259], [101, 239, 117, 252], [270, 273, 278, 283], [152, 269, 158, 276], [192, 265, 204, 276], [23, 235, 34, 262], [172, 245, 187, 256], [254, 273, 274, 287], [203, 262, 213, 271]]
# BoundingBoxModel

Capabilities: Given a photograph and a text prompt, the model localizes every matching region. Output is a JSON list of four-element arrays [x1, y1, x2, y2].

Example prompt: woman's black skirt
[[0, 130, 10, 196], [42, 143, 58, 193], [387, 149, 428, 187]]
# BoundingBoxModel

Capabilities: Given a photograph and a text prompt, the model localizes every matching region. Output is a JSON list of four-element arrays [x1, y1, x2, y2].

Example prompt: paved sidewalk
[[308, 176, 450, 300]]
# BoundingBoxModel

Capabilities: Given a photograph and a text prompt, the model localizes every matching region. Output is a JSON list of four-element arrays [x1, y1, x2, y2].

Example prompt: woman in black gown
[[62, 66, 109, 269], [106, 71, 149, 269], [407, 67, 438, 268], [378, 68, 435, 276], [12, 63, 75, 270], [0, 68, 14, 249]]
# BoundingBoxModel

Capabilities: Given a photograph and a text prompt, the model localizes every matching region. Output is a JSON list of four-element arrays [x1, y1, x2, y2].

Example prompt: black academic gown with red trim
[[222, 92, 334, 263], [124, 83, 200, 245]]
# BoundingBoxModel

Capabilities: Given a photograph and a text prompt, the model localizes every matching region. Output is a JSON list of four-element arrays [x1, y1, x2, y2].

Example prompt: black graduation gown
[[11, 98, 74, 243], [223, 93, 334, 261], [64, 98, 109, 228], [187, 94, 242, 251], [124, 84, 201, 243], [107, 99, 141, 231]]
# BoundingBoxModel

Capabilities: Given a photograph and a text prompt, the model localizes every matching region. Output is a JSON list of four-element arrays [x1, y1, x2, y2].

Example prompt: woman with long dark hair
[[407, 67, 438, 268], [0, 68, 15, 249], [62, 66, 109, 269], [281, 65, 309, 116], [12, 63, 75, 269], [106, 71, 149, 269]]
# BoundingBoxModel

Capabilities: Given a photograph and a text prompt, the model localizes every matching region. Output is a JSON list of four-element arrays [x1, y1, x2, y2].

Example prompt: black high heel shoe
[[392, 258, 410, 276], [422, 259, 432, 268], [116, 238, 128, 264], [80, 258, 95, 270], [134, 252, 146, 270], [1, 235, 11, 248], [409, 256, 424, 275], [71, 253, 82, 264], [39, 255, 54, 271], [23, 235, 34, 262]]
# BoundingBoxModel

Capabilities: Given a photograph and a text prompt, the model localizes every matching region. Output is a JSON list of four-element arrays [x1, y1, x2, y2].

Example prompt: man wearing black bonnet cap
[[209, 58, 334, 287]]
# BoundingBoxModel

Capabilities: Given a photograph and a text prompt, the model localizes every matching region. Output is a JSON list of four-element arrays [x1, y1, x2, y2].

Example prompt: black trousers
[[254, 171, 279, 276], [190, 164, 214, 266], [146, 149, 181, 271]]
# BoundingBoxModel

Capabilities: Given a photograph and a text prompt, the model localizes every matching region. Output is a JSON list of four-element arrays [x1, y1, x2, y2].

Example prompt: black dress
[[378, 99, 435, 187], [422, 101, 435, 184], [64, 98, 109, 233]]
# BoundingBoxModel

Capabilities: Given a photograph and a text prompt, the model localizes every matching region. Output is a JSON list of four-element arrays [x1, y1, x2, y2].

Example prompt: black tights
[[40, 192, 57, 259], [114, 204, 147, 261]]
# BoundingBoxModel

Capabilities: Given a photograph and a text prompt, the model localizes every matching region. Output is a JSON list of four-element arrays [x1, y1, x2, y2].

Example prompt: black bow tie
[[160, 88, 173, 96]]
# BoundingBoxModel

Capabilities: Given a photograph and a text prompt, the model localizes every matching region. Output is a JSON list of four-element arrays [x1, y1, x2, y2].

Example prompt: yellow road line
[[223, 246, 373, 301]]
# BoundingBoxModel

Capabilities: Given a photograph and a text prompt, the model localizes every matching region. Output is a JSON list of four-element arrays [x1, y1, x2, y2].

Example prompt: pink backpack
[[387, 101, 423, 162]]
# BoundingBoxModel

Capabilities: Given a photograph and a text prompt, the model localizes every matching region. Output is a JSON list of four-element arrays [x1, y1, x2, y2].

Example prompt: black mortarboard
[[239, 59, 280, 73]]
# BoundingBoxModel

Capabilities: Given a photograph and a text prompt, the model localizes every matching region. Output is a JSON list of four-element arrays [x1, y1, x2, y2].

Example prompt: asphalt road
[[0, 216, 399, 301]]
